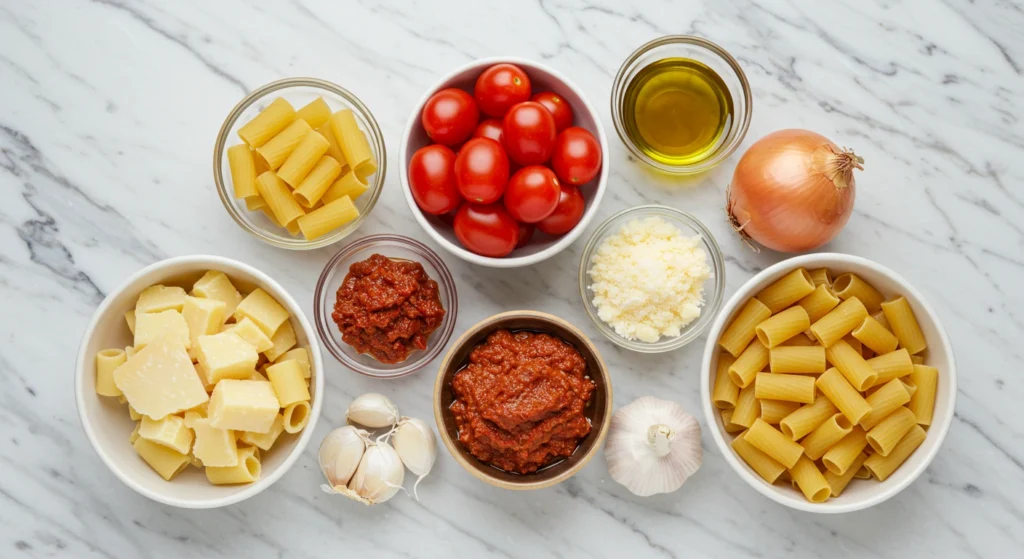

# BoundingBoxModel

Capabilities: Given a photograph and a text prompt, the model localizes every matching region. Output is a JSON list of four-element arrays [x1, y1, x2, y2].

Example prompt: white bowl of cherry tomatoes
[[401, 58, 608, 267]]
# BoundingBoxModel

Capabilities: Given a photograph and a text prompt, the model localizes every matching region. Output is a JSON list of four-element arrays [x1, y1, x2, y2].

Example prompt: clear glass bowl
[[213, 78, 386, 250], [578, 205, 726, 353], [611, 35, 752, 175], [313, 234, 458, 378]]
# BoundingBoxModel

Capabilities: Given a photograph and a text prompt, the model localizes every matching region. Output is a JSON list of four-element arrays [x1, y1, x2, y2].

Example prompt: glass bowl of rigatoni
[[213, 78, 386, 250], [700, 254, 955, 513]]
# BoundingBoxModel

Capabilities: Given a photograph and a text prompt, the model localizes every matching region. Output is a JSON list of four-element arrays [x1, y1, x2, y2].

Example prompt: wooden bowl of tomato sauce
[[433, 311, 613, 490]]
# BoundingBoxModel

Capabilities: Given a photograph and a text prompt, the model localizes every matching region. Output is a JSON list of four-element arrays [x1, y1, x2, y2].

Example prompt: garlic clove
[[393, 417, 437, 500], [605, 396, 702, 497], [346, 393, 400, 429], [348, 441, 405, 504], [320, 483, 372, 505], [319, 425, 369, 489]]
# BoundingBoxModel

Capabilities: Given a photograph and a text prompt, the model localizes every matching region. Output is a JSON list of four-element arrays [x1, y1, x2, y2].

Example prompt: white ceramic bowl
[[701, 254, 956, 513], [75, 256, 324, 508], [400, 57, 609, 268]]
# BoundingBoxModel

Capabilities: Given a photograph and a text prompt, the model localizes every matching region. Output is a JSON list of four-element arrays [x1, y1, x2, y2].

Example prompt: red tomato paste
[[451, 329, 595, 474], [331, 254, 445, 364]]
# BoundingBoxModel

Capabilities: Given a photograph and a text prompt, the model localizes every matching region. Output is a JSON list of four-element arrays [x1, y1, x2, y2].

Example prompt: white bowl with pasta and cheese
[[75, 255, 324, 509], [700, 253, 956, 513]]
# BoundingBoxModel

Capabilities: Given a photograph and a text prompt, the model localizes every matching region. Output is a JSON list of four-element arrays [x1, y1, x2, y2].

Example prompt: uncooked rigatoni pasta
[[822, 426, 868, 475], [257, 119, 313, 171], [824, 339, 878, 390], [329, 109, 377, 179], [227, 144, 259, 199], [756, 268, 816, 314], [759, 399, 801, 424], [832, 273, 884, 313], [769, 345, 825, 374], [754, 373, 815, 404], [797, 284, 841, 324], [851, 315, 899, 355], [713, 266, 939, 503], [780, 394, 837, 441], [238, 97, 296, 147], [865, 407, 917, 456], [881, 296, 928, 355], [810, 297, 868, 347], [293, 156, 342, 208], [745, 418, 804, 468], [801, 413, 853, 460], [755, 306, 810, 348], [728, 339, 769, 388], [908, 365, 938, 425], [718, 298, 772, 357], [712, 353, 739, 409], [225, 95, 370, 239], [866, 348, 914, 387]]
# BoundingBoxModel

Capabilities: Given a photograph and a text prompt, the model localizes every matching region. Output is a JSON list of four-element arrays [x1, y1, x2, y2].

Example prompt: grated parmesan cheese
[[588, 216, 711, 343]]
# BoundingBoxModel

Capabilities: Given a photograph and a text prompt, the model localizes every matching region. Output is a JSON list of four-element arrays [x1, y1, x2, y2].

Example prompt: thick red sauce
[[331, 253, 445, 364], [451, 329, 595, 474]]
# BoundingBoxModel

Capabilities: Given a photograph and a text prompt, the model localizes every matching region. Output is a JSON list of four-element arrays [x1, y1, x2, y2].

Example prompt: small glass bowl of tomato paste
[[314, 234, 458, 378]]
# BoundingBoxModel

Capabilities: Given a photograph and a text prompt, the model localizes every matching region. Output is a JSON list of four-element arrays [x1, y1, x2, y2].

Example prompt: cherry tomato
[[531, 91, 573, 131], [503, 166, 560, 223], [408, 145, 460, 215], [474, 63, 532, 117], [421, 88, 478, 146], [472, 118, 504, 144], [454, 203, 519, 258], [516, 222, 534, 248], [551, 127, 602, 186], [454, 138, 509, 204], [502, 102, 557, 166], [536, 184, 585, 236]]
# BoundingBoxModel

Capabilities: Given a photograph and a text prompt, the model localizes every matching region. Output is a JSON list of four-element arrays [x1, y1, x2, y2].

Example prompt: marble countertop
[[2, 0, 1022, 557]]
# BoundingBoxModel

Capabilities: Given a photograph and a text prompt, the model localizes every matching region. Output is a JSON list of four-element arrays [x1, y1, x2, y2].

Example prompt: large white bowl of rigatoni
[[701, 254, 955, 513], [75, 256, 324, 508]]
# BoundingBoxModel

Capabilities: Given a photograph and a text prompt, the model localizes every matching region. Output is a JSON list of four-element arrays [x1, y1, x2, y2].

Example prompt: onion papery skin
[[728, 129, 861, 253]]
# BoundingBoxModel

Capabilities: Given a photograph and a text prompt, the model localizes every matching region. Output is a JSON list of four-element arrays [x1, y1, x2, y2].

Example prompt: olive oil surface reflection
[[621, 57, 733, 166]]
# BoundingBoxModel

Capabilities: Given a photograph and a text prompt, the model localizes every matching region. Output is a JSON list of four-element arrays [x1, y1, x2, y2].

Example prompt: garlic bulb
[[346, 393, 401, 429], [604, 396, 702, 496], [319, 426, 369, 489], [393, 417, 437, 499], [348, 441, 406, 504]]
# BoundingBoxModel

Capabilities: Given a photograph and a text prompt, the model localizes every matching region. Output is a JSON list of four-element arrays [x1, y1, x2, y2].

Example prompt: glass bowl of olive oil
[[612, 36, 751, 174]]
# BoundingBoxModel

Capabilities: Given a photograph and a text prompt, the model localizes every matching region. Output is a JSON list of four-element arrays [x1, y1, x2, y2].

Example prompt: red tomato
[[454, 138, 509, 204], [472, 118, 504, 144], [503, 166, 560, 223], [551, 127, 602, 186], [408, 145, 460, 215], [536, 184, 585, 235], [516, 222, 534, 248], [454, 203, 519, 257], [422, 88, 478, 146], [474, 64, 532, 117], [502, 102, 557, 166], [531, 91, 573, 131]]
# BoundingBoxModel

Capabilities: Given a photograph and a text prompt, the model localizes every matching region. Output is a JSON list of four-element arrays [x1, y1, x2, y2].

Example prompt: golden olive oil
[[621, 58, 733, 166]]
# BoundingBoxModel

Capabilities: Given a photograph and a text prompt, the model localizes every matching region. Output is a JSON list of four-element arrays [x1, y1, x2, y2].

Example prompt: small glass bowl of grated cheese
[[578, 205, 725, 352]]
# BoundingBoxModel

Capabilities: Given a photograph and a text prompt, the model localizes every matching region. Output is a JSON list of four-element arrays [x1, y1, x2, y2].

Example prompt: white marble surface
[[1, 0, 1022, 557]]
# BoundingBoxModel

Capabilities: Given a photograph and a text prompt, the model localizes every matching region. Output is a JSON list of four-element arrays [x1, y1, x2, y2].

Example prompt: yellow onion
[[728, 129, 862, 253]]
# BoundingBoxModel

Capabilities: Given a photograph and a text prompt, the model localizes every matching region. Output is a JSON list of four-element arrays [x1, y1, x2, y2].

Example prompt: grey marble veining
[[1, 0, 1022, 557]]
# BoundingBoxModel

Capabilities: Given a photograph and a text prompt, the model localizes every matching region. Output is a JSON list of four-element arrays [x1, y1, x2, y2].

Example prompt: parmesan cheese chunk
[[588, 216, 711, 343], [113, 337, 210, 420], [208, 379, 280, 434]]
